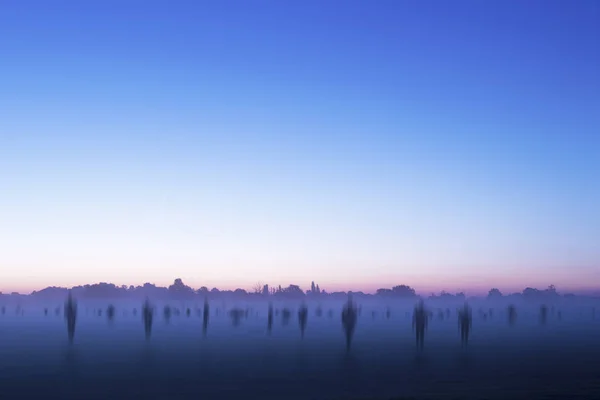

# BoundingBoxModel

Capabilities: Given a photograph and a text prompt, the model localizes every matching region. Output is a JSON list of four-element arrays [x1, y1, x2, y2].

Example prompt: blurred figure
[[44, 308, 48, 316], [298, 303, 308, 338], [539, 304, 548, 325], [142, 298, 154, 340], [64, 291, 77, 344], [412, 300, 428, 351], [267, 302, 273, 334], [458, 303, 472, 347], [1, 306, 5, 315], [133, 308, 138, 317], [229, 308, 244, 327], [386, 307, 391, 320], [107, 304, 115, 322], [282, 308, 291, 326], [507, 304, 517, 326], [186, 308, 191, 317], [327, 309, 333, 318], [203, 298, 210, 335], [341, 294, 357, 351], [164, 305, 172, 323], [315, 305, 323, 317]]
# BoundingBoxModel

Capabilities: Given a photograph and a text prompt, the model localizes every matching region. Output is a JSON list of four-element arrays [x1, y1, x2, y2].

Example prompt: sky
[[0, 0, 599, 296]]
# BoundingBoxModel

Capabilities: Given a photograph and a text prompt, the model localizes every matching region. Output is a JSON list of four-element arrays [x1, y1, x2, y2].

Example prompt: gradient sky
[[1, 0, 599, 295]]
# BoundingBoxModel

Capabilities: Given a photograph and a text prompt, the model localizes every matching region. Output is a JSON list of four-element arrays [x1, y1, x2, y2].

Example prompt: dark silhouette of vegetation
[[5, 279, 590, 305]]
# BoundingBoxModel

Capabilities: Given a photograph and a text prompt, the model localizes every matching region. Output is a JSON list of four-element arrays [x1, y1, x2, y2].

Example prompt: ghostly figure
[[107, 304, 115, 322], [507, 305, 517, 326], [315, 305, 323, 317], [203, 298, 210, 335], [341, 294, 357, 351], [64, 291, 77, 344], [539, 304, 548, 325], [458, 303, 472, 347], [142, 298, 154, 339], [229, 308, 244, 327], [164, 305, 172, 323], [298, 303, 308, 338], [267, 302, 273, 334], [412, 300, 428, 351]]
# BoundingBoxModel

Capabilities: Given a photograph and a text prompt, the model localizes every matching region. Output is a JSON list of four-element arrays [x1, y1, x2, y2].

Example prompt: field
[[0, 300, 599, 400]]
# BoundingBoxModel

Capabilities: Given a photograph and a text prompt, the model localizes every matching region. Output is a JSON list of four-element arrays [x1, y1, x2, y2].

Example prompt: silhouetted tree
[[168, 279, 195, 299], [487, 288, 503, 299], [252, 282, 263, 295]]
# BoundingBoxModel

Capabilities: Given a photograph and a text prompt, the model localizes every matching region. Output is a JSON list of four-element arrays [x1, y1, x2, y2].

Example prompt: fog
[[1, 298, 599, 399]]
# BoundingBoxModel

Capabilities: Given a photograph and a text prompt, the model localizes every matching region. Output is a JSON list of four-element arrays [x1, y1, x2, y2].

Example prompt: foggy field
[[1, 300, 599, 400]]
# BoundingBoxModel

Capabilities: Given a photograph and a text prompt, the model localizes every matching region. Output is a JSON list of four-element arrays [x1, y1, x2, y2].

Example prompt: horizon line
[[2, 279, 599, 297]]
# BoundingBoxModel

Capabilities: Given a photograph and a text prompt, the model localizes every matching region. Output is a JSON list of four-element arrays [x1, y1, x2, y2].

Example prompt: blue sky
[[0, 0, 599, 294]]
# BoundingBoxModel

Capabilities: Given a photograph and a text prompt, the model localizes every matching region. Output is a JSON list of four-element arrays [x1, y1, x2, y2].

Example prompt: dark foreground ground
[[1, 304, 599, 399]]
